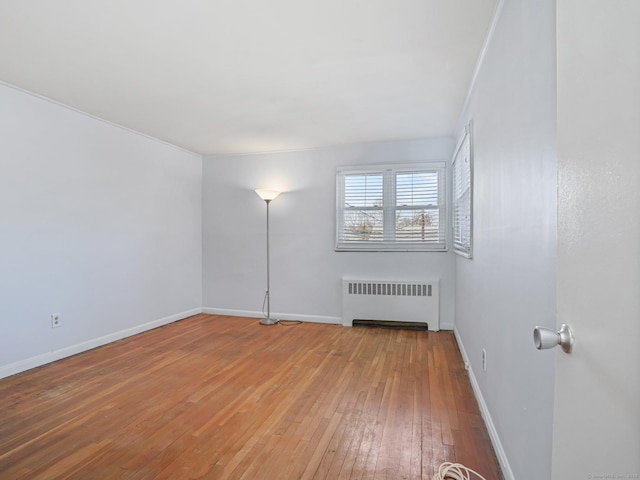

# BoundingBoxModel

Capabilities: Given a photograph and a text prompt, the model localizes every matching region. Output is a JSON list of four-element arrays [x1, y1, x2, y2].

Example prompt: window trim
[[335, 162, 447, 252], [452, 122, 473, 258]]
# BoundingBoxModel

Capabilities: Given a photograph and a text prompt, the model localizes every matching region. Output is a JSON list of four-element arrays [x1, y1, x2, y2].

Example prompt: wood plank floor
[[0, 314, 503, 479]]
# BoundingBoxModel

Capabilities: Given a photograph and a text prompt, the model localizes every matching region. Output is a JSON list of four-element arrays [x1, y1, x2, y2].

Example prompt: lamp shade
[[255, 189, 281, 201]]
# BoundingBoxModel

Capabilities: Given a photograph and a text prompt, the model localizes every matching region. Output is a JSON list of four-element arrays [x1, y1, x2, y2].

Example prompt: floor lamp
[[255, 189, 281, 325]]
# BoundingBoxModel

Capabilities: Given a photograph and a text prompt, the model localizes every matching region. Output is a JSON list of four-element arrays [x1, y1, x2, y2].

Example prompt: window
[[336, 163, 446, 251], [452, 123, 473, 258]]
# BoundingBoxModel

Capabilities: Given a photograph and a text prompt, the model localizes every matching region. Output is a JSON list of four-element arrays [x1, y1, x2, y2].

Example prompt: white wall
[[203, 138, 456, 328], [453, 1, 557, 479], [553, 1, 640, 477], [0, 83, 203, 377]]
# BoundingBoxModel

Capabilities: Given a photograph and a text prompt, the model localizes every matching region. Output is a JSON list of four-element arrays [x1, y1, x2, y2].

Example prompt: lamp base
[[259, 317, 278, 326]]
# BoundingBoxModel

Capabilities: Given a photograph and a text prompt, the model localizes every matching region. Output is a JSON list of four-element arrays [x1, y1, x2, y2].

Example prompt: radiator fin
[[346, 281, 432, 297]]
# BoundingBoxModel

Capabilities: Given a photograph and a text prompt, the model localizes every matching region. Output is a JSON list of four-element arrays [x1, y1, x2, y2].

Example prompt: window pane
[[342, 209, 384, 241], [336, 163, 446, 251], [396, 172, 438, 207], [344, 174, 383, 208], [453, 188, 471, 247], [395, 210, 440, 242], [452, 125, 472, 257]]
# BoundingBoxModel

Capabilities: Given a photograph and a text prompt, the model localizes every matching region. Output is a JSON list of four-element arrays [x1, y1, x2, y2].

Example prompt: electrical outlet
[[51, 313, 62, 328], [482, 348, 487, 371]]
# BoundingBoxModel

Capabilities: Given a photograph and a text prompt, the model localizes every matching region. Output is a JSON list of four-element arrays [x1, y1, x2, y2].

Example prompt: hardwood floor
[[0, 314, 502, 479]]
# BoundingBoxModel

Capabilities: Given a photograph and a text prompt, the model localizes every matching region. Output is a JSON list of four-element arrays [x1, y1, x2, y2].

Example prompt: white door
[[554, 1, 640, 478]]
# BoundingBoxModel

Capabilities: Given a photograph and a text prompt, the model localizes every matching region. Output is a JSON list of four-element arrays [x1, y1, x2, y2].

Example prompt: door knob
[[533, 324, 574, 353]]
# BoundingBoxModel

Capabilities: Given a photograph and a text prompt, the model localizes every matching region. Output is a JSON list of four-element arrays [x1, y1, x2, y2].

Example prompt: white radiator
[[341, 278, 440, 331]]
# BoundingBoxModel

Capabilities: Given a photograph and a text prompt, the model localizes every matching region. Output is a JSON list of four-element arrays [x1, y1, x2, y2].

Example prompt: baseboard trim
[[202, 307, 341, 325], [453, 326, 515, 480], [0, 308, 203, 380]]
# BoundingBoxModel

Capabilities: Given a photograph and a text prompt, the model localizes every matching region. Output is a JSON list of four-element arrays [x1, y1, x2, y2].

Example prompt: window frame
[[335, 162, 447, 252], [452, 122, 473, 258]]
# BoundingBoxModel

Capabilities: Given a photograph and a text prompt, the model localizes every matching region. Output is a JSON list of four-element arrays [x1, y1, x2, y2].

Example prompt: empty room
[[1, 1, 638, 479]]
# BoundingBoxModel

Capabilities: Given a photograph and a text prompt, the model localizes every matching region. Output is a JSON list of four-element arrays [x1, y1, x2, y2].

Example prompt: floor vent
[[352, 319, 428, 331]]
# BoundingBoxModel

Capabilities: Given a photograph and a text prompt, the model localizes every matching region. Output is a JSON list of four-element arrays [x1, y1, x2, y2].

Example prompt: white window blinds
[[342, 173, 384, 242], [452, 123, 473, 258], [395, 171, 441, 243], [336, 163, 446, 252]]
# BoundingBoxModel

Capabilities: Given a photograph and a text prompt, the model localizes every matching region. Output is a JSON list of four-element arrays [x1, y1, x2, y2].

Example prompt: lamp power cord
[[261, 289, 276, 324], [432, 462, 488, 480], [260, 289, 301, 326]]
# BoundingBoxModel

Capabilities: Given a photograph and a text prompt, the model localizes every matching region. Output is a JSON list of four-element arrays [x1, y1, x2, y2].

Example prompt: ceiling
[[0, 0, 497, 155]]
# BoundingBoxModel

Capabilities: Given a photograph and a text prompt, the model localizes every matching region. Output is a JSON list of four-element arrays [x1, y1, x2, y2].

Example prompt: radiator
[[341, 278, 440, 331]]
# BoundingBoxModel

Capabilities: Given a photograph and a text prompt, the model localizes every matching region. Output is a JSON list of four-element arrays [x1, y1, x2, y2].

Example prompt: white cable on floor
[[432, 462, 488, 480]]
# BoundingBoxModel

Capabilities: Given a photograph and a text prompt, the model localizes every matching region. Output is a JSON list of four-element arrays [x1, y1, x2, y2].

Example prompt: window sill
[[335, 243, 447, 253]]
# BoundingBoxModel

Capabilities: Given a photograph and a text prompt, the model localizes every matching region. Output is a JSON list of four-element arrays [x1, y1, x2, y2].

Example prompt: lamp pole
[[263, 198, 274, 325], [255, 189, 280, 325]]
